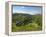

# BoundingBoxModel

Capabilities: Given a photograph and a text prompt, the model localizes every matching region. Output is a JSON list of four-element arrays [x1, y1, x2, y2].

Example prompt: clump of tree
[[12, 13, 33, 26], [12, 13, 42, 32]]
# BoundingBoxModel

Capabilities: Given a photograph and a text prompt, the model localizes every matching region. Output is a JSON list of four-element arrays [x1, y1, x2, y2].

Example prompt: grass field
[[12, 23, 42, 32]]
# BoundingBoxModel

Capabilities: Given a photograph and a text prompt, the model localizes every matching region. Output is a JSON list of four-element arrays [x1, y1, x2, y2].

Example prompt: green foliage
[[12, 13, 42, 32]]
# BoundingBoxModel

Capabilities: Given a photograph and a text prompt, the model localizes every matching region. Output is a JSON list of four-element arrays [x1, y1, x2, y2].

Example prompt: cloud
[[13, 11, 36, 15]]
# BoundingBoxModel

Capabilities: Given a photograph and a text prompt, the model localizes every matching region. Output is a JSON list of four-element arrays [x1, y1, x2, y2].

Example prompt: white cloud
[[13, 11, 36, 15]]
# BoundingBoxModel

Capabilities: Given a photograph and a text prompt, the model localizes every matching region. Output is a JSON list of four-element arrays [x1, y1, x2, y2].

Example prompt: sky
[[12, 5, 42, 15]]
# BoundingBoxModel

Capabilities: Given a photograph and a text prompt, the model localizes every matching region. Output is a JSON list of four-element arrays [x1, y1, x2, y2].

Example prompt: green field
[[12, 13, 42, 32]]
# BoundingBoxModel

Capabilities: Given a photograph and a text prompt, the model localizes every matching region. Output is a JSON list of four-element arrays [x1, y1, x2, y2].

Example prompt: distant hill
[[13, 13, 32, 18], [13, 13, 32, 16], [12, 13, 41, 17]]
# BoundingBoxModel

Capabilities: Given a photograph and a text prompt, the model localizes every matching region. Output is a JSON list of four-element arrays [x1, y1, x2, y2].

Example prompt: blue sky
[[12, 5, 42, 15]]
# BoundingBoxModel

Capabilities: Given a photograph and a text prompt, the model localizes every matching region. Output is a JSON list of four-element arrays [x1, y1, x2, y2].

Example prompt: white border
[[8, 2, 45, 36]]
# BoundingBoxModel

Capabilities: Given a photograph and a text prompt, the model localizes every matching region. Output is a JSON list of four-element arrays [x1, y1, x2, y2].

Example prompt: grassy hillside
[[12, 13, 42, 32]]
